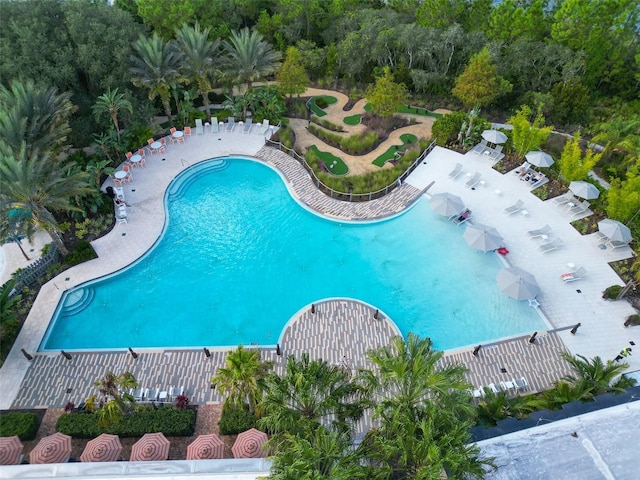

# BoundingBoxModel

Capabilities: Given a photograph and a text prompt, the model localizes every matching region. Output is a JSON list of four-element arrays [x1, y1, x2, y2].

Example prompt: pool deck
[[1, 130, 638, 411]]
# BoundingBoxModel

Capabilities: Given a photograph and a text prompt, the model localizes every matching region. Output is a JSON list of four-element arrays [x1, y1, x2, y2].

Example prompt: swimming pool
[[42, 157, 545, 351]]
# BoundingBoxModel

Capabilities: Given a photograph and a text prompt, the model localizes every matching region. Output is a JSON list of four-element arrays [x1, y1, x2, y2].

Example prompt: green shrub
[[0, 412, 40, 440], [308, 125, 379, 155], [218, 402, 257, 435], [602, 285, 623, 299], [64, 241, 97, 267], [56, 405, 195, 438], [625, 314, 640, 326], [315, 97, 328, 108]]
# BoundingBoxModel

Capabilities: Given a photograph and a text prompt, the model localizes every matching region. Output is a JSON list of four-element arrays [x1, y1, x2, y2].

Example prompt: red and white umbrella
[[186, 434, 225, 460], [80, 434, 122, 462], [130, 433, 170, 462], [0, 436, 24, 465], [231, 428, 268, 458], [29, 432, 72, 464]]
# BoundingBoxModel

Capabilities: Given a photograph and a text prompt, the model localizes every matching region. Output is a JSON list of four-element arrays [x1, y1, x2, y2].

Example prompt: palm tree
[[269, 426, 370, 479], [130, 33, 182, 124], [0, 146, 93, 256], [0, 206, 35, 261], [222, 28, 282, 93], [592, 114, 640, 162], [92, 87, 133, 142], [175, 22, 221, 122], [211, 344, 272, 414], [258, 353, 366, 436], [0, 80, 76, 156], [560, 352, 634, 398], [87, 371, 138, 427]]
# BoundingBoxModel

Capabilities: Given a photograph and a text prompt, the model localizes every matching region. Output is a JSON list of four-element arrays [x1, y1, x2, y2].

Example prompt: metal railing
[[265, 139, 436, 202], [5, 244, 61, 295]]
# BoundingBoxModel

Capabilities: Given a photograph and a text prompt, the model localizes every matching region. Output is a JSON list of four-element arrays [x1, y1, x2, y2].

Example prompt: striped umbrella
[[80, 434, 122, 462], [29, 432, 72, 464], [130, 433, 170, 462], [186, 434, 225, 460], [0, 436, 24, 465], [231, 428, 268, 458]]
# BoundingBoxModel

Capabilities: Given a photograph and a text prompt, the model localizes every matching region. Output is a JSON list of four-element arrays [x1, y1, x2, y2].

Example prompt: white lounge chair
[[448, 163, 463, 179], [243, 117, 253, 133], [552, 192, 574, 205], [504, 199, 524, 215], [608, 240, 630, 249], [226, 116, 236, 132], [560, 266, 586, 283], [539, 237, 563, 254], [489, 145, 503, 160], [195, 118, 204, 135], [513, 161, 530, 177], [569, 200, 591, 217], [256, 119, 270, 135], [210, 117, 218, 133], [527, 225, 552, 238], [500, 380, 515, 393], [451, 208, 472, 226], [465, 172, 482, 188], [488, 383, 500, 394], [514, 377, 528, 392]]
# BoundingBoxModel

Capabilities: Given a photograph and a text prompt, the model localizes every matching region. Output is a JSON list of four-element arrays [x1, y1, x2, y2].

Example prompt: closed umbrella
[[130, 433, 170, 462], [569, 181, 600, 200], [496, 267, 540, 301], [429, 192, 465, 217], [0, 436, 23, 465], [29, 432, 72, 464], [525, 151, 554, 168], [481, 129, 508, 145], [80, 434, 122, 462], [463, 223, 504, 252], [231, 428, 268, 458], [598, 219, 632, 243], [186, 434, 225, 460]]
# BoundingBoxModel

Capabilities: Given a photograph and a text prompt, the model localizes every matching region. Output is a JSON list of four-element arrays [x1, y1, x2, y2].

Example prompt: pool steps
[[60, 287, 95, 317], [167, 158, 229, 202]]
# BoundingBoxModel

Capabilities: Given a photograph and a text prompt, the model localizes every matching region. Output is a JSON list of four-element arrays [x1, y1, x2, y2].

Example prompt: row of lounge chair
[[192, 117, 271, 135], [552, 193, 592, 217], [129, 385, 184, 402], [472, 377, 529, 399]]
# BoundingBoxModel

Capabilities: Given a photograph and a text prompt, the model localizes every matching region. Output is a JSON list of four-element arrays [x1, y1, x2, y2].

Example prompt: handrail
[[265, 139, 437, 202]]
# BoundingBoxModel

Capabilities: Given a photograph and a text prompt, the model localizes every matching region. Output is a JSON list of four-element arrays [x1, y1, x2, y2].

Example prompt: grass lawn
[[372, 133, 418, 167], [309, 96, 337, 117], [343, 114, 362, 125], [309, 145, 349, 175], [397, 105, 443, 118]]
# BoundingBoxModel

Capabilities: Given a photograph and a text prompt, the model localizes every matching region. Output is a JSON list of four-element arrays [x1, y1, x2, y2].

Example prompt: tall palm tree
[[175, 22, 221, 122], [211, 344, 272, 414], [130, 33, 182, 124], [0, 206, 35, 261], [222, 27, 282, 93], [0, 80, 75, 156], [259, 353, 366, 436], [592, 114, 640, 162], [0, 146, 93, 256], [92, 87, 133, 142]]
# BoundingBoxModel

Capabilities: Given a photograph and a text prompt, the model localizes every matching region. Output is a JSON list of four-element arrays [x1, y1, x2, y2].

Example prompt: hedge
[[55, 405, 196, 438], [218, 402, 257, 435], [0, 412, 40, 440]]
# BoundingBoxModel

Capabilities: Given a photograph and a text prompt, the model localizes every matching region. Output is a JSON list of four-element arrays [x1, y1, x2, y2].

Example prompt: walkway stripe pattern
[[255, 146, 423, 221]]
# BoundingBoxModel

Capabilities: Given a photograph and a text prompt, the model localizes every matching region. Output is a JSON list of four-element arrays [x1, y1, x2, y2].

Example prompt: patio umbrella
[[598, 219, 632, 243], [463, 223, 504, 252], [525, 151, 554, 168], [429, 192, 465, 217], [186, 434, 225, 460], [29, 432, 72, 464], [481, 129, 508, 145], [231, 428, 268, 459], [496, 267, 540, 301], [569, 181, 600, 200], [0, 436, 24, 465], [80, 434, 122, 462], [130, 433, 170, 462]]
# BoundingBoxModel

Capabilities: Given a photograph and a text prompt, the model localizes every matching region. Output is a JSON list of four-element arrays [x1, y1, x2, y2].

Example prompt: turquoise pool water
[[42, 158, 544, 351]]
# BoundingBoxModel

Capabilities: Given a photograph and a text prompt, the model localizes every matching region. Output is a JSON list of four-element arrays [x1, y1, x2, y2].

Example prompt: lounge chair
[[514, 377, 528, 392], [560, 266, 586, 283], [471, 139, 488, 154], [243, 117, 253, 133], [488, 383, 499, 394], [195, 118, 204, 135], [210, 117, 218, 133], [472, 387, 484, 399], [552, 192, 574, 205], [608, 240, 630, 249], [451, 208, 472, 226], [146, 388, 159, 401], [448, 163, 463, 179], [489, 145, 503, 161], [504, 199, 524, 215], [465, 172, 482, 188], [513, 161, 530, 177], [226, 116, 236, 132], [539, 237, 563, 254], [569, 200, 591, 217], [527, 225, 552, 238], [594, 231, 608, 243], [256, 119, 269, 135], [500, 380, 515, 393]]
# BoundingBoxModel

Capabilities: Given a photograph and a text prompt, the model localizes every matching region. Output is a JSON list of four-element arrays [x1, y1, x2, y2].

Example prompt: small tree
[[558, 133, 601, 181], [85, 371, 138, 427], [452, 47, 512, 109], [366, 67, 409, 118], [606, 163, 640, 222], [508, 104, 554, 160], [92, 87, 133, 142], [276, 46, 310, 98]]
